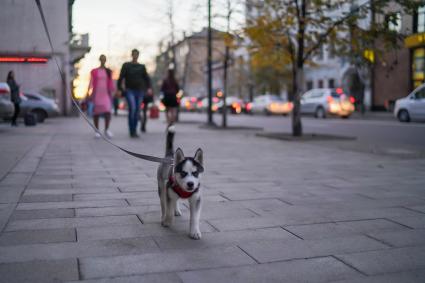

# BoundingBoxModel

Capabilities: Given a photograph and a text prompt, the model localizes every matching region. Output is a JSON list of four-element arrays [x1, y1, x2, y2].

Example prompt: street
[[218, 112, 425, 147], [193, 112, 425, 159], [0, 113, 424, 282]]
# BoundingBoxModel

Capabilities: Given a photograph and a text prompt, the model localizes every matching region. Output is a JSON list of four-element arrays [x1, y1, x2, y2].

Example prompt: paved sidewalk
[[0, 114, 425, 283]]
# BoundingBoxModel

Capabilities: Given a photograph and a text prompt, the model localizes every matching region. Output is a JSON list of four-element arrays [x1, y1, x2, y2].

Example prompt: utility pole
[[370, 0, 376, 111], [222, 0, 232, 128], [207, 0, 214, 124], [167, 0, 177, 69]]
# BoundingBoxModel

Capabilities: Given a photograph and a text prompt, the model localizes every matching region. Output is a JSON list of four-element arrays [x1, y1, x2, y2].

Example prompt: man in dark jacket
[[117, 49, 152, 137], [6, 71, 21, 126]]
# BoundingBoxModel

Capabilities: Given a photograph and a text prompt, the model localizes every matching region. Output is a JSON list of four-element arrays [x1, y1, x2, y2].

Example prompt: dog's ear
[[194, 148, 204, 172], [174, 148, 185, 165]]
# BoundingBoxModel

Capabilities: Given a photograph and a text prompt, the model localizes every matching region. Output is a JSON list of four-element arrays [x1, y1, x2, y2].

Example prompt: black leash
[[34, 0, 173, 165]]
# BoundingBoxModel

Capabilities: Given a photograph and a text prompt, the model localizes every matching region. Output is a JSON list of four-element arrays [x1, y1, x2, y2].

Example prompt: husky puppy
[[157, 126, 204, 239]]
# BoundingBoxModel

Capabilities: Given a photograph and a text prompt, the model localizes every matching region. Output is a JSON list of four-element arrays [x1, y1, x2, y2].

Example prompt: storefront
[[406, 5, 425, 90], [411, 46, 425, 89]]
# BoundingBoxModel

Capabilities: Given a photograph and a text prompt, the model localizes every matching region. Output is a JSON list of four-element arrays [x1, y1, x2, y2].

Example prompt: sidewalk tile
[[332, 269, 425, 283], [367, 229, 425, 248], [0, 237, 158, 263], [77, 222, 216, 241], [16, 200, 127, 210], [73, 192, 158, 201], [0, 258, 78, 283], [154, 227, 295, 250], [10, 208, 75, 221], [6, 215, 140, 231], [65, 273, 182, 283], [239, 235, 388, 263], [79, 246, 255, 279], [76, 205, 158, 217], [178, 256, 363, 283], [20, 194, 73, 203], [336, 246, 425, 275], [0, 229, 75, 246], [285, 219, 408, 240], [388, 215, 425, 229]]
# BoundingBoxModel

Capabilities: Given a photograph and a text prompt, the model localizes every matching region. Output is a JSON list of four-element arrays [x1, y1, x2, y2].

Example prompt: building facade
[[0, 0, 89, 115], [401, 4, 425, 90], [154, 28, 248, 99], [370, 3, 412, 110]]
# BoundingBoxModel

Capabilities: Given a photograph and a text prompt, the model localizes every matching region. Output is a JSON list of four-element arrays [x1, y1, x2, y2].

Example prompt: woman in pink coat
[[87, 54, 115, 138]]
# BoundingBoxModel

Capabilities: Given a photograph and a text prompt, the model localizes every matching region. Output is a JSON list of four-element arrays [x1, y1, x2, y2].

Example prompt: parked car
[[300, 88, 355, 118], [198, 97, 220, 113], [180, 96, 198, 112], [250, 94, 293, 115], [19, 92, 60, 122], [216, 96, 244, 114], [0, 82, 15, 120], [394, 83, 425, 122]]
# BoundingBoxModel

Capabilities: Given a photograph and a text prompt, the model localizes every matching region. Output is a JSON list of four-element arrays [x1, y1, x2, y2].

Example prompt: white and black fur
[[157, 126, 204, 239]]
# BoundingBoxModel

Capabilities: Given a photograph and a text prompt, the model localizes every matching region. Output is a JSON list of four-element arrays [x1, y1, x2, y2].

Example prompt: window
[[317, 45, 324, 60], [318, 80, 324, 88], [270, 96, 283, 102], [386, 12, 402, 32], [327, 44, 335, 59], [415, 6, 425, 33], [328, 79, 335, 88], [331, 91, 341, 98], [311, 91, 324, 98], [306, 81, 313, 90], [412, 48, 425, 88], [25, 94, 41, 100], [415, 87, 425, 99], [302, 91, 312, 99]]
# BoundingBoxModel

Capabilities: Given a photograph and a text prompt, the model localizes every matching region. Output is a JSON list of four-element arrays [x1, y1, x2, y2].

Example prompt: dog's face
[[174, 148, 204, 192]]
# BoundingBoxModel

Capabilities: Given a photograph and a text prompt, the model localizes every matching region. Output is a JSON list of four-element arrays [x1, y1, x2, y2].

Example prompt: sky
[[72, 0, 244, 98]]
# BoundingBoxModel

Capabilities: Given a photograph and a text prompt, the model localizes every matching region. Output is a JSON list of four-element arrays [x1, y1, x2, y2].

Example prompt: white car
[[0, 82, 15, 120], [394, 84, 425, 122], [301, 88, 355, 118], [250, 94, 293, 115]]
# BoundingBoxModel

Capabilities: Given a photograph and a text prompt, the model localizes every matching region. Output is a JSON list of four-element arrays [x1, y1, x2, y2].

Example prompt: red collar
[[168, 176, 198, 199]]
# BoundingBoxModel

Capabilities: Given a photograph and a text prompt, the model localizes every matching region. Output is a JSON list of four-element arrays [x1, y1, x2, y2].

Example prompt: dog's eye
[[192, 171, 199, 177], [180, 171, 188, 178]]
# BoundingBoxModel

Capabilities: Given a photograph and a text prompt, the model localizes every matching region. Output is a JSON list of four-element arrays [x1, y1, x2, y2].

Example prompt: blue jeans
[[125, 89, 144, 135]]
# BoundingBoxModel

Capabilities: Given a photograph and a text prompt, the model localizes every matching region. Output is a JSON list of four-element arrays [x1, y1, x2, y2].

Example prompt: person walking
[[117, 49, 152, 138], [6, 71, 21, 127], [113, 95, 119, 116], [87, 54, 115, 139], [161, 69, 180, 125], [140, 93, 153, 132]]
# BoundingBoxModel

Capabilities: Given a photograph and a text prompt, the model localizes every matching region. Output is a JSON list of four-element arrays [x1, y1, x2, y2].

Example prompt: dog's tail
[[165, 125, 175, 157]]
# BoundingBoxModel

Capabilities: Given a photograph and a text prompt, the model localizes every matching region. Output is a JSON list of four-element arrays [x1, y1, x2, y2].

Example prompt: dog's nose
[[187, 182, 194, 188]]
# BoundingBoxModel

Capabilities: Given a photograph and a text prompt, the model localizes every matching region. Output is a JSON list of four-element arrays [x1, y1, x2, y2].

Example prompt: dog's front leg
[[175, 199, 182, 216], [162, 194, 176, 227], [159, 185, 166, 223], [189, 194, 202, 239]]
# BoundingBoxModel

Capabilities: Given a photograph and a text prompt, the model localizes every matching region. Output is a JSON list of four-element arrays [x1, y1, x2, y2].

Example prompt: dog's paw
[[189, 230, 202, 240], [174, 209, 182, 216]]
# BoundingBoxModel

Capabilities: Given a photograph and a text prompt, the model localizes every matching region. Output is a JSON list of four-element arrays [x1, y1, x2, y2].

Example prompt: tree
[[246, 0, 417, 136], [192, 0, 244, 126]]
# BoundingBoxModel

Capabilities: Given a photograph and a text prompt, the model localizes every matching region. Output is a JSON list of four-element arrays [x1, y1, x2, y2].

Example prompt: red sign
[[0, 56, 48, 63]]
